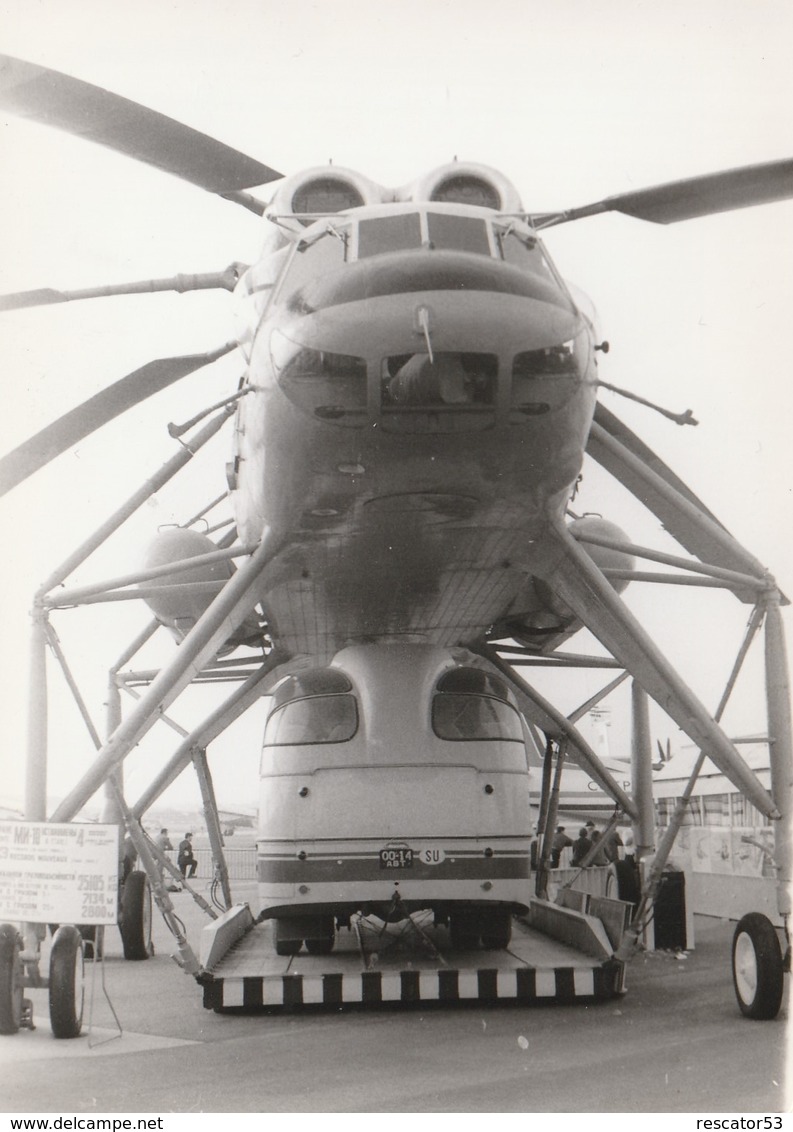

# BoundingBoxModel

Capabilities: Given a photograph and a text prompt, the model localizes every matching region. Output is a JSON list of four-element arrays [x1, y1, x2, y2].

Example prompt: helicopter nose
[[265, 290, 590, 432], [251, 241, 592, 434], [282, 246, 576, 319]]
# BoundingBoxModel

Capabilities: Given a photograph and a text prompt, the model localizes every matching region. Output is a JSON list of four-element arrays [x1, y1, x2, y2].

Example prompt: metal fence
[[166, 848, 257, 882]]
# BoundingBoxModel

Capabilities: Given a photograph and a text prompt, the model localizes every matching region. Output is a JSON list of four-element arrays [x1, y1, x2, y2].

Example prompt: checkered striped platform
[[199, 913, 624, 1012], [201, 960, 623, 1010]]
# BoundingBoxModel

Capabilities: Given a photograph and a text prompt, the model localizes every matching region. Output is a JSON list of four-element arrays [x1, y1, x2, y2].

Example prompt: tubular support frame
[[193, 747, 233, 912], [49, 532, 278, 823], [483, 645, 638, 819], [131, 651, 289, 817], [35, 408, 235, 599], [587, 417, 770, 584], [541, 522, 777, 818], [764, 596, 793, 917], [630, 683, 656, 856]]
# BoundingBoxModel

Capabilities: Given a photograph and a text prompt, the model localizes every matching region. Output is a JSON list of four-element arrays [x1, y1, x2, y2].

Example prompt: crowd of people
[[549, 821, 625, 868]]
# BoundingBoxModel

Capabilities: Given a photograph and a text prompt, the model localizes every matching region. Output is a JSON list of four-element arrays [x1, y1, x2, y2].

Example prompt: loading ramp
[[198, 900, 628, 1012]]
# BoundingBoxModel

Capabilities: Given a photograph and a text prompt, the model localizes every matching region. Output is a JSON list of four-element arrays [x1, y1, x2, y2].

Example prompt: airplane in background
[[0, 54, 790, 1033]]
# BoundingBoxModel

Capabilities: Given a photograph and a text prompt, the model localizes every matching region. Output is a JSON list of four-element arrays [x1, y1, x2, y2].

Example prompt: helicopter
[[0, 54, 790, 1031]]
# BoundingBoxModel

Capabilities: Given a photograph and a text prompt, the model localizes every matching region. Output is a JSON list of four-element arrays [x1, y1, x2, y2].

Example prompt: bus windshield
[[432, 693, 523, 742], [264, 695, 358, 746]]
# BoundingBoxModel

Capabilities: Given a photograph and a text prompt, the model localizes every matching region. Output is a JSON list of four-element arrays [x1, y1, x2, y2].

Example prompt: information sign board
[[0, 821, 119, 924]]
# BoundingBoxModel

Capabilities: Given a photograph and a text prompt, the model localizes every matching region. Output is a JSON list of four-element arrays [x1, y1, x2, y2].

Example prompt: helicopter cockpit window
[[358, 213, 422, 258], [382, 352, 497, 408], [514, 340, 580, 378], [426, 213, 491, 256], [270, 330, 367, 419], [278, 222, 350, 305], [264, 694, 358, 746], [494, 224, 555, 279], [511, 332, 586, 417]]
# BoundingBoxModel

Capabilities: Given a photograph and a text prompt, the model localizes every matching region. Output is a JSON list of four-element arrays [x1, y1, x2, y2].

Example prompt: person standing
[[589, 829, 609, 866], [603, 829, 624, 863], [121, 834, 138, 883], [154, 827, 174, 889], [571, 827, 592, 867], [550, 825, 573, 868]]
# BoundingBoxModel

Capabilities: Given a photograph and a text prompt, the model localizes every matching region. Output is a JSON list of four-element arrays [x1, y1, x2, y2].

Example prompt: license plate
[[379, 847, 414, 869]]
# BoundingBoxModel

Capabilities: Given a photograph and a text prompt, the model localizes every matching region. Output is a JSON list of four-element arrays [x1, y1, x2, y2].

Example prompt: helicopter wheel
[[0, 923, 24, 1035], [120, 870, 152, 960], [49, 926, 85, 1039], [732, 913, 784, 1020]]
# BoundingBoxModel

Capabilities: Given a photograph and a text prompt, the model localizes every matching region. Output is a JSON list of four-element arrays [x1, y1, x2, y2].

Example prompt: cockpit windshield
[[358, 213, 422, 258], [282, 222, 349, 300], [276, 210, 573, 317], [357, 212, 492, 258], [426, 213, 491, 255]]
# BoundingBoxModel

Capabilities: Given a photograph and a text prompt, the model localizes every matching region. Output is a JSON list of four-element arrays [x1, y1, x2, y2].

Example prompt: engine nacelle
[[257, 162, 525, 258], [261, 166, 389, 252], [139, 528, 263, 648], [400, 161, 523, 212], [567, 516, 635, 594], [495, 517, 635, 652]]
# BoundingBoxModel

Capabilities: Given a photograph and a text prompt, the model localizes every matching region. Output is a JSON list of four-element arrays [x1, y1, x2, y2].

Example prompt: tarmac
[[0, 878, 789, 1113]]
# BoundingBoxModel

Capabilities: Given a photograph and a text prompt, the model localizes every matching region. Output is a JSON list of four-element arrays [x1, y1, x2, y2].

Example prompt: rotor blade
[[0, 54, 282, 194], [545, 158, 793, 226], [587, 402, 769, 583], [0, 264, 246, 311], [0, 342, 235, 496]]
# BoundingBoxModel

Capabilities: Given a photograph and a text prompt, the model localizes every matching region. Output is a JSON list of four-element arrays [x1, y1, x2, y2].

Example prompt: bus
[[256, 644, 535, 955]]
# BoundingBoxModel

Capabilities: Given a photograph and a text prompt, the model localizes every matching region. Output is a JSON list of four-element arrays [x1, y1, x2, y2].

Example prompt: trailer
[[197, 898, 629, 1012]]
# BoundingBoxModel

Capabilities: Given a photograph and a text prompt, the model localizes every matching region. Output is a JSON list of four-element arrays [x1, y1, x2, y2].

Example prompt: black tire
[[606, 860, 641, 906], [304, 915, 335, 955], [275, 939, 303, 956], [274, 918, 303, 956], [78, 925, 103, 961], [49, 926, 84, 1039], [732, 913, 784, 1020], [305, 938, 334, 955], [449, 913, 480, 951], [305, 933, 335, 955], [120, 870, 152, 960], [481, 909, 512, 950], [0, 923, 24, 1035]]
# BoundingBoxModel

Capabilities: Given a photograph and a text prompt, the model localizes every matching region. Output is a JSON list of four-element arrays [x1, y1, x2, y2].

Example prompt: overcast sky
[[0, 0, 791, 813]]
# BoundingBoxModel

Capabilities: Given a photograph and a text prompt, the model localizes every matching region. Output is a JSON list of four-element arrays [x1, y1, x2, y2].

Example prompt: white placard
[[0, 821, 119, 924]]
